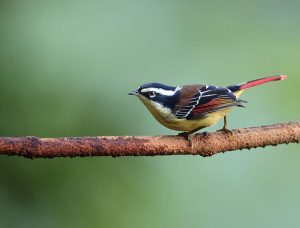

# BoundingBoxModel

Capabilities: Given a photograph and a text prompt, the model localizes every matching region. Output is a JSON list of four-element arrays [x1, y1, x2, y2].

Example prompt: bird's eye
[[149, 91, 156, 98]]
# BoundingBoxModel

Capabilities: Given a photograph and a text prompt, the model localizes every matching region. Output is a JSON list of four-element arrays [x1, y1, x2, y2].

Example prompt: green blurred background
[[0, 0, 299, 227]]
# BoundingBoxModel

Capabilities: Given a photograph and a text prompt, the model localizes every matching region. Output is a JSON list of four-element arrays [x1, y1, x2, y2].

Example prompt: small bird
[[128, 75, 287, 138]]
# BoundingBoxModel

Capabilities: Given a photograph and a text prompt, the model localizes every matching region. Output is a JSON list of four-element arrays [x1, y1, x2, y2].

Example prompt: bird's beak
[[128, 90, 138, 95]]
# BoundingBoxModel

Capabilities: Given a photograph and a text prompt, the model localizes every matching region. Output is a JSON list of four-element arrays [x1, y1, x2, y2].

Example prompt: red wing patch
[[192, 98, 233, 115]]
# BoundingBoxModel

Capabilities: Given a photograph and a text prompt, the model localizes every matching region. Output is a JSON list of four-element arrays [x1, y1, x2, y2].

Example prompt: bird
[[128, 75, 287, 139]]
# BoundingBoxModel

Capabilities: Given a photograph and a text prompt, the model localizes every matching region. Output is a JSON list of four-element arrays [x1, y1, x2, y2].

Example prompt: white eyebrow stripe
[[141, 86, 181, 96]]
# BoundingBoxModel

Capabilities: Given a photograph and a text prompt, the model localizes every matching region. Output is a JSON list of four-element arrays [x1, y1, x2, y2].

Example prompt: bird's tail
[[227, 75, 287, 94]]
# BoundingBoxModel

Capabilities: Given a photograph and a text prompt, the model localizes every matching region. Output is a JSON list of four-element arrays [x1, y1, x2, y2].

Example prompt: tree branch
[[0, 121, 299, 159]]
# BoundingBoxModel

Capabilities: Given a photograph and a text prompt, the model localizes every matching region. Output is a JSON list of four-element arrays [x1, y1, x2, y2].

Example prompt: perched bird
[[128, 75, 287, 138]]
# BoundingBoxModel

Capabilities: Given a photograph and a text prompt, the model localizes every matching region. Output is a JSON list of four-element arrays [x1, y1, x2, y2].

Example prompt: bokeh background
[[0, 0, 299, 227]]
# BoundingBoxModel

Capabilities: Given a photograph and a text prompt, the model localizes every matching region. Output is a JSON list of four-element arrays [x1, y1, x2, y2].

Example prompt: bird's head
[[129, 83, 181, 110]]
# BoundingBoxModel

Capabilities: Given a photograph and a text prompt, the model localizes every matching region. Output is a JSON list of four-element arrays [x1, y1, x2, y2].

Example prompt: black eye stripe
[[141, 91, 157, 97], [149, 91, 156, 98]]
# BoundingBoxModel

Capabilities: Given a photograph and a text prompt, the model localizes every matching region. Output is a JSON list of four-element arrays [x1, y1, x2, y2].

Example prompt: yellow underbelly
[[153, 108, 231, 131]]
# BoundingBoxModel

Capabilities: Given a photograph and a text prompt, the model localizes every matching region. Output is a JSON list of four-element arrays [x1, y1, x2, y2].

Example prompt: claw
[[178, 126, 206, 147], [217, 127, 233, 134], [195, 131, 209, 137], [178, 132, 193, 146]]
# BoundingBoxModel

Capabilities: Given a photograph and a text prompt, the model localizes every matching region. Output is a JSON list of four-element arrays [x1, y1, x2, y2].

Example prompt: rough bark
[[0, 121, 299, 159]]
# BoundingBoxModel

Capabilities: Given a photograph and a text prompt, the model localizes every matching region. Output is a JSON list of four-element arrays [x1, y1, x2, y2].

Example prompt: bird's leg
[[201, 131, 209, 137], [178, 131, 193, 143], [217, 116, 233, 134], [178, 127, 204, 146]]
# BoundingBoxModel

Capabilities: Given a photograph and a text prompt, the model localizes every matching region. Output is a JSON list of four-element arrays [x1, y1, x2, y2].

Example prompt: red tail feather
[[239, 75, 287, 90]]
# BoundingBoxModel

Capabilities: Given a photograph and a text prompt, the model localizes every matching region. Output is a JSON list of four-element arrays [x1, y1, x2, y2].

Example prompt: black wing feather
[[174, 86, 245, 120]]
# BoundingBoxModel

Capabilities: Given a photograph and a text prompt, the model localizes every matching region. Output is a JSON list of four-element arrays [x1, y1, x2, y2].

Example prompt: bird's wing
[[174, 85, 245, 120]]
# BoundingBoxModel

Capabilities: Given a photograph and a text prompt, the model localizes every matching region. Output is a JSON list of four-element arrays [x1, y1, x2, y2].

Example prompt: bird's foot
[[178, 132, 193, 146], [217, 127, 233, 134], [218, 116, 233, 134], [195, 131, 209, 137]]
